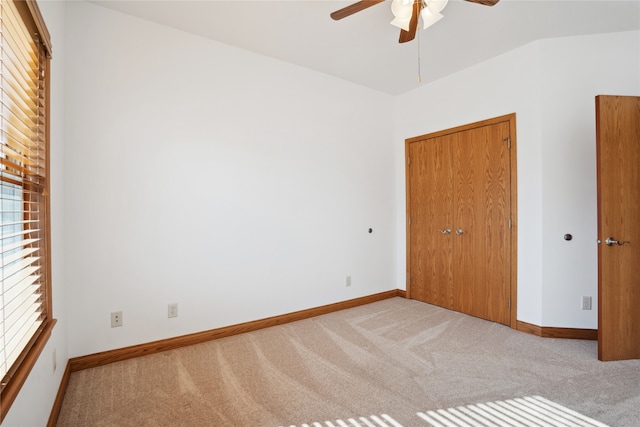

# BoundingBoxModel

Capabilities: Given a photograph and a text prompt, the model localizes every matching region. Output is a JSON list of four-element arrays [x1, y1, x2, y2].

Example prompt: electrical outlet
[[168, 303, 178, 318], [582, 296, 592, 310], [111, 311, 123, 327], [53, 348, 57, 372], [346, 275, 352, 287]]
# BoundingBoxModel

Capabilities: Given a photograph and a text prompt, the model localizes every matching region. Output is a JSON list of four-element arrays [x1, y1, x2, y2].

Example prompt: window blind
[[0, 0, 50, 398]]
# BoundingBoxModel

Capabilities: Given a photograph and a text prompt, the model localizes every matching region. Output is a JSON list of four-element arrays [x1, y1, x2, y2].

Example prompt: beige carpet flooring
[[56, 298, 640, 427]]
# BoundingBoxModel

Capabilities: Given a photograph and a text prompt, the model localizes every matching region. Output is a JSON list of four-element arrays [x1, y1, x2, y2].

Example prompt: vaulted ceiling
[[90, 0, 640, 95]]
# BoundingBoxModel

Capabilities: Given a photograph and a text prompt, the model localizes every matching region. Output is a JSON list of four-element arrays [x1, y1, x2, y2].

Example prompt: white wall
[[63, 1, 396, 358], [395, 30, 640, 328], [2, 1, 68, 425], [539, 31, 640, 328]]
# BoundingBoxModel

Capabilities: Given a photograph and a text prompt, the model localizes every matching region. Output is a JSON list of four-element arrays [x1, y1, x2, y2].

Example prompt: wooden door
[[596, 95, 640, 361], [406, 114, 516, 327], [453, 121, 512, 325], [407, 135, 454, 308]]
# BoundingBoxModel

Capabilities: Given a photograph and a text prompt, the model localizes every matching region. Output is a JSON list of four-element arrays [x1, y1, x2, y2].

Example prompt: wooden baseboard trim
[[516, 320, 597, 340], [69, 289, 405, 372], [47, 362, 71, 427]]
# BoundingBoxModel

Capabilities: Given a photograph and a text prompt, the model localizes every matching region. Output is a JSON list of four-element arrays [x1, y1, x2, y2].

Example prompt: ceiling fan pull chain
[[417, 31, 422, 83]]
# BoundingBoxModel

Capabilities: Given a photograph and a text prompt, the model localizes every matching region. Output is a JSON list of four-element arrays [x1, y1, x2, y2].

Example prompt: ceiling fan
[[330, 0, 500, 43]]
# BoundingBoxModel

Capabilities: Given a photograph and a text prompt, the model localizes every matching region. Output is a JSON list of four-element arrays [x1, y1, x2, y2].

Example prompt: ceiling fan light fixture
[[421, 8, 443, 30], [390, 0, 414, 31], [391, 17, 411, 31], [330, 0, 499, 44]]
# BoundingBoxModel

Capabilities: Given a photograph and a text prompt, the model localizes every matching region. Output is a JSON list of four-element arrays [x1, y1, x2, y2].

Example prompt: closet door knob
[[456, 228, 464, 235], [438, 228, 452, 234]]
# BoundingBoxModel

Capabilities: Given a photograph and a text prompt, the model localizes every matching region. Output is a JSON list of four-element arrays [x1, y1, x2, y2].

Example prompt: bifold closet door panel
[[408, 136, 454, 308], [453, 121, 511, 325]]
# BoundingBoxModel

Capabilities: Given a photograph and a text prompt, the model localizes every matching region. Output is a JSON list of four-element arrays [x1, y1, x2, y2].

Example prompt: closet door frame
[[405, 113, 518, 329]]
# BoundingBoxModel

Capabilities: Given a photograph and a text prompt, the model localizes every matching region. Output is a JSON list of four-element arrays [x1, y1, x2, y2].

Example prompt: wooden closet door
[[453, 121, 511, 325], [407, 135, 454, 308], [406, 114, 516, 327]]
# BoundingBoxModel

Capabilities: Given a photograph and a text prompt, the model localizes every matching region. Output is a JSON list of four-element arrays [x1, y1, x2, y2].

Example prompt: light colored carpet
[[56, 298, 640, 427]]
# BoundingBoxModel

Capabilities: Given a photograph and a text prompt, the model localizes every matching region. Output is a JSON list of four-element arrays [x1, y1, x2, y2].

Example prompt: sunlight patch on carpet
[[282, 396, 610, 427], [417, 395, 610, 427], [282, 413, 402, 427]]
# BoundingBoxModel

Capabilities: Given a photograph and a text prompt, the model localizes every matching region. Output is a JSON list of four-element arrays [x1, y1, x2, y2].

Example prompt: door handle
[[605, 236, 631, 246], [438, 228, 452, 234], [456, 228, 464, 235]]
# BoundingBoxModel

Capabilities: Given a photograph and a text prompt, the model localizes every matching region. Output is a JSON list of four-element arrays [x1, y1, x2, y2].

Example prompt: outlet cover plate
[[111, 311, 123, 327], [168, 303, 178, 318]]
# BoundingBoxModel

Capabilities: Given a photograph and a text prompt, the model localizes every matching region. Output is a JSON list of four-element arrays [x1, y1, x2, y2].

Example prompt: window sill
[[0, 318, 57, 423]]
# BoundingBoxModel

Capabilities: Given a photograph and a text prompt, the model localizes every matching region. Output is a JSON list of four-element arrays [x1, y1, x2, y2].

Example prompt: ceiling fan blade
[[464, 0, 500, 6], [330, 0, 385, 20], [399, 0, 421, 43]]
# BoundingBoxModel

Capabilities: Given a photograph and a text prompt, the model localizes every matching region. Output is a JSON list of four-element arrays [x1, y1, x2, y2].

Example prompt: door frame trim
[[405, 113, 518, 329]]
